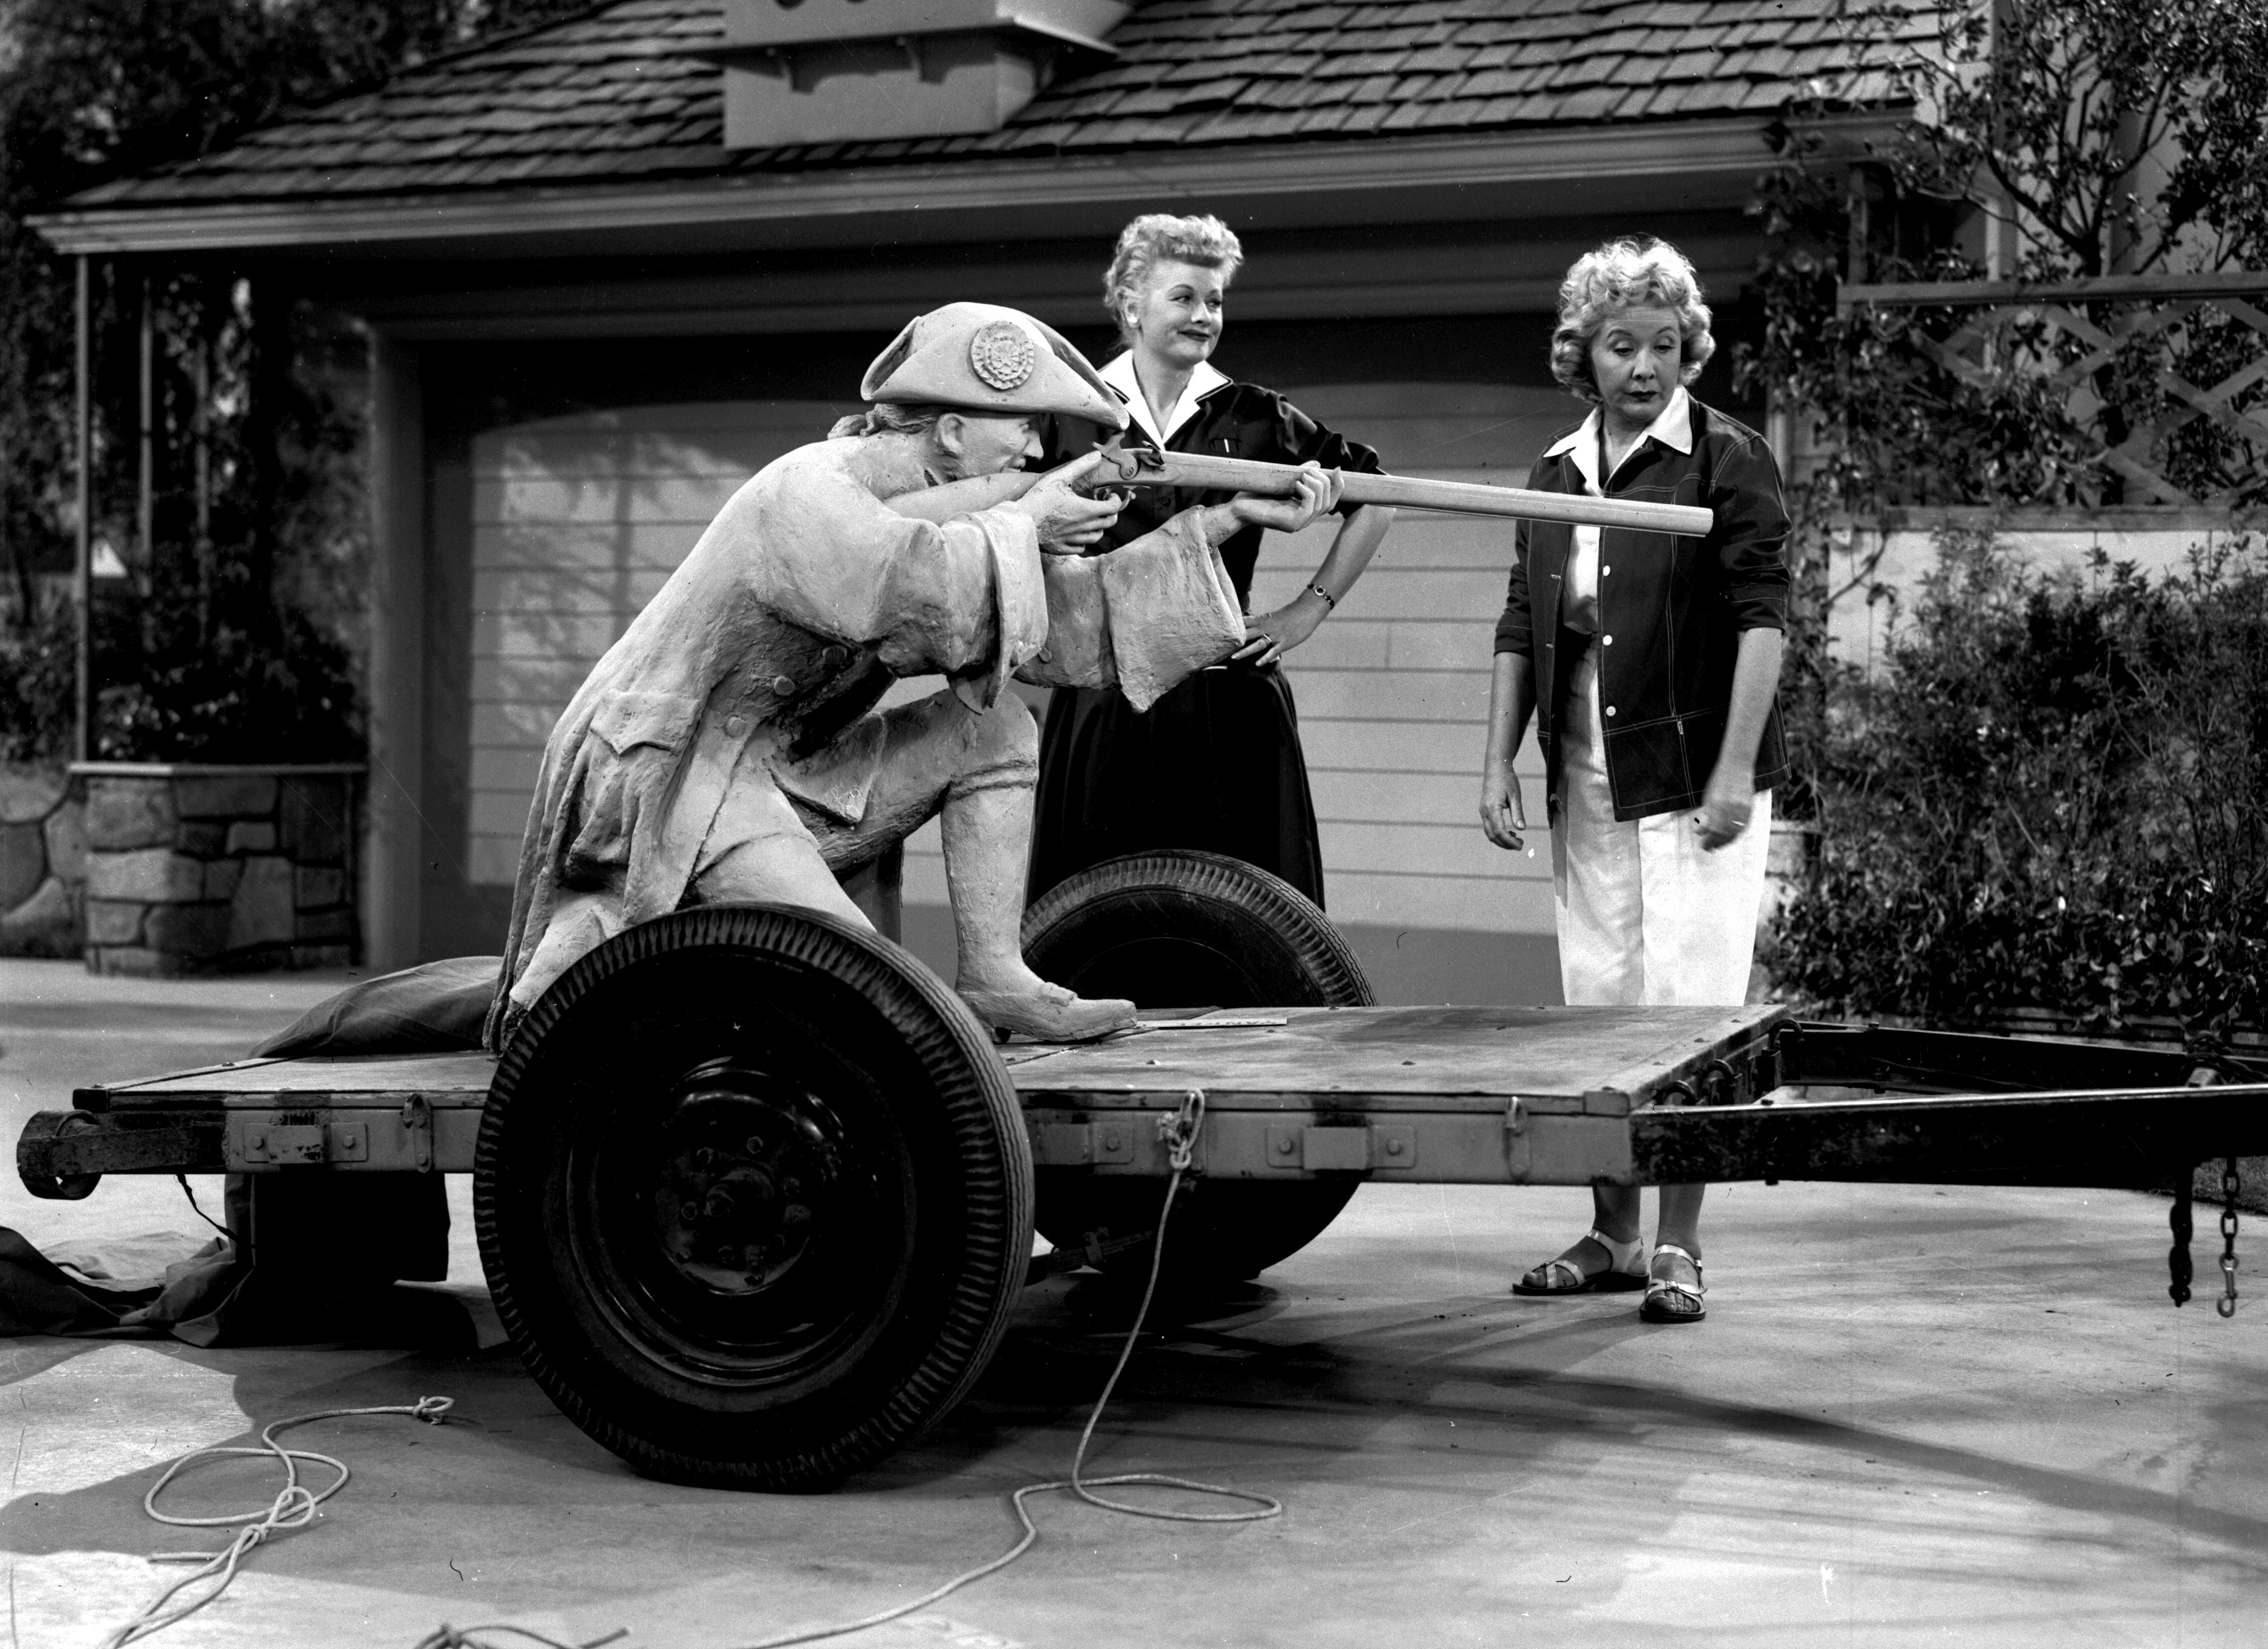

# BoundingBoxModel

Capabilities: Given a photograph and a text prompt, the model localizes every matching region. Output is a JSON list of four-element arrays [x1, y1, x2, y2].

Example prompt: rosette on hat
[[860, 302, 1126, 431]]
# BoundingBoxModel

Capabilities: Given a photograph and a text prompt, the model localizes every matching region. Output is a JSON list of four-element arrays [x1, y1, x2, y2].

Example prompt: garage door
[[466, 383, 1569, 935]]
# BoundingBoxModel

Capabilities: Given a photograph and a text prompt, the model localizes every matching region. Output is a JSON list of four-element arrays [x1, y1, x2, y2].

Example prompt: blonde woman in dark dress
[[1027, 214, 1397, 905]]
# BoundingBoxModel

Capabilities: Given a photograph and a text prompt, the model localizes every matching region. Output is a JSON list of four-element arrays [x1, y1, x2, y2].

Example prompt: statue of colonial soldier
[[489, 302, 1341, 1048]]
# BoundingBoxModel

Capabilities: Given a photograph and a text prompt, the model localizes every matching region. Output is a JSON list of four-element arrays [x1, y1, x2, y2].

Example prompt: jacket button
[[1604, 705, 1617, 718], [1601, 564, 1612, 575], [1601, 635, 1613, 645], [772, 674, 796, 695]]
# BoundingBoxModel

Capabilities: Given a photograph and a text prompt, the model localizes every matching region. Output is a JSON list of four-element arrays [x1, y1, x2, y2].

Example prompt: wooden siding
[[466, 382, 1572, 934]]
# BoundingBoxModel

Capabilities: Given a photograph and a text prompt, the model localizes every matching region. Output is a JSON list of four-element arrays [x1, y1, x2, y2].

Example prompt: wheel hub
[[650, 1061, 848, 1296]]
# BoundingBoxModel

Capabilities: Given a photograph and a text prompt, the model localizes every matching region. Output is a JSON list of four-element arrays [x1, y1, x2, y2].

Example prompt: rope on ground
[[409, 1627, 628, 1648], [105, 1396, 459, 1647], [728, 1086, 1283, 1649]]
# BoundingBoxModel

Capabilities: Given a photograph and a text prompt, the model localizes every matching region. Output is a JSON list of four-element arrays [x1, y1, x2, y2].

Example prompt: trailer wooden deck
[[38, 1005, 1782, 1187], [34, 1002, 2268, 1195]]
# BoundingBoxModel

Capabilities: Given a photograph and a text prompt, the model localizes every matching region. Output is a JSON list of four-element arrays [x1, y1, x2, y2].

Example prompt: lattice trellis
[[1838, 273, 2268, 509]]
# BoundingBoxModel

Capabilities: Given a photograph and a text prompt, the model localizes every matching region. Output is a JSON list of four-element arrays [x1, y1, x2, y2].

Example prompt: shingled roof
[[67, 0, 1924, 211]]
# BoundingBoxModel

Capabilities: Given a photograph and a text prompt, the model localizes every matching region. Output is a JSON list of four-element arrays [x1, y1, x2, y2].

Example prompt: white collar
[[1544, 385, 1694, 491], [1102, 351, 1231, 446]]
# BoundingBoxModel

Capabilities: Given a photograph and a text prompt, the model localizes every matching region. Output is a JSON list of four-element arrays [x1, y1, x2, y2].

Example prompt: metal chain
[[1158, 1088, 1206, 1174], [2169, 1178, 2194, 1307], [2218, 1157, 2241, 1319]]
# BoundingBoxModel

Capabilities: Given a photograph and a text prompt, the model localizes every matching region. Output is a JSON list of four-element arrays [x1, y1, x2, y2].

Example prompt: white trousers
[[1551, 648, 1770, 1008]]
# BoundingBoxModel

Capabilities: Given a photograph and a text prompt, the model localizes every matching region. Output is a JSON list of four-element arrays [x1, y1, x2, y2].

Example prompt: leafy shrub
[[0, 589, 74, 762], [1770, 532, 2268, 1036], [0, 556, 362, 766], [90, 552, 362, 764]]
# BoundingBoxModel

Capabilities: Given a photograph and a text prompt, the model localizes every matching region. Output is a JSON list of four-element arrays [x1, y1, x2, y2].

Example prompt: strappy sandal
[[1512, 1227, 1647, 1296], [1639, 1242, 1707, 1324]]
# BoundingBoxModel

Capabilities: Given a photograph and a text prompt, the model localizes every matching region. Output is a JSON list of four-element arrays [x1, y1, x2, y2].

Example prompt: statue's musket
[[887, 441, 1714, 537]]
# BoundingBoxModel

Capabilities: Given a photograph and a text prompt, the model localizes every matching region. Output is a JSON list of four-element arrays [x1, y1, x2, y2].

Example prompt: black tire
[[1021, 851, 1374, 1285], [475, 904, 1031, 1491]]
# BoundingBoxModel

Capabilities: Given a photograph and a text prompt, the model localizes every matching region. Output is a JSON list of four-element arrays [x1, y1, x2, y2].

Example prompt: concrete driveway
[[2, 956, 2263, 1648]]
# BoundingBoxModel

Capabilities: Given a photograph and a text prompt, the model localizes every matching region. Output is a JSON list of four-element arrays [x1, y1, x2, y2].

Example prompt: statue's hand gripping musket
[[888, 435, 1715, 537]]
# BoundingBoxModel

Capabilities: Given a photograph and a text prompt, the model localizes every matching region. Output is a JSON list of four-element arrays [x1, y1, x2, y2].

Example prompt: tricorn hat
[[861, 302, 1127, 432]]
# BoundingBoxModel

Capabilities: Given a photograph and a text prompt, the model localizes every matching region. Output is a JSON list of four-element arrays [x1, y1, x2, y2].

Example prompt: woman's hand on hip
[[1480, 763, 1528, 852], [1232, 590, 1326, 665], [1696, 761, 1756, 851]]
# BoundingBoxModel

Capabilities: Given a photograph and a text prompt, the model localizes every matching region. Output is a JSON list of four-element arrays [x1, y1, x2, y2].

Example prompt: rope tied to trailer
[[104, 1396, 457, 1647], [727, 1087, 1284, 1649]]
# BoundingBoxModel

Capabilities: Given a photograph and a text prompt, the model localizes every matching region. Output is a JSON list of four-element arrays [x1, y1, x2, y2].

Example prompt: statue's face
[[1120, 258, 1226, 370], [936, 411, 1046, 478]]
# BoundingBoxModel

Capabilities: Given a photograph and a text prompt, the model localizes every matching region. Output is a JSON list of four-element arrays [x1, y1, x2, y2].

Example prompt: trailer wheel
[[1021, 852, 1374, 1286], [476, 904, 1031, 1491]]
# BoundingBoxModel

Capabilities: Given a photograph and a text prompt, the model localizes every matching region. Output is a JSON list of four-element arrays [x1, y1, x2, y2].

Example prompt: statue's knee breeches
[[949, 691, 1038, 797]]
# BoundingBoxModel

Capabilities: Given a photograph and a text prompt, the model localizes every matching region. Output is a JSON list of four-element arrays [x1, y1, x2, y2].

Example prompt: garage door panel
[[473, 566, 676, 615], [470, 700, 569, 749], [460, 385, 1566, 922], [1301, 719, 1482, 774], [475, 521, 710, 573], [1319, 818, 1549, 881], [474, 611, 624, 662], [1287, 667, 1491, 723], [1309, 762, 1541, 828], [1257, 567, 1506, 621], [471, 658, 590, 709], [1326, 869, 1558, 936], [1289, 619, 1500, 673], [472, 474, 745, 527]]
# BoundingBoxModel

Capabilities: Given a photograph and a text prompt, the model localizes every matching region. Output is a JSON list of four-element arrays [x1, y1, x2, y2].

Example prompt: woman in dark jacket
[[1480, 236, 1790, 1324], [1026, 214, 1396, 904]]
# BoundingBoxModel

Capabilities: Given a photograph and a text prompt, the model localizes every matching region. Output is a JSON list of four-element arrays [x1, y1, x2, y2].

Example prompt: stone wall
[[0, 763, 87, 956], [75, 763, 364, 976]]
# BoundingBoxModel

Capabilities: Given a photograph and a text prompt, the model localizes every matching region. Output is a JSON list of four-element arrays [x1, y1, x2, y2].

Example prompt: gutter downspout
[[73, 255, 90, 765]]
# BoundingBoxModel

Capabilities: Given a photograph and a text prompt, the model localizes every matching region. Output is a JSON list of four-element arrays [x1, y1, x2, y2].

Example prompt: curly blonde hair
[[1549, 237, 1714, 403], [1103, 213, 1244, 345]]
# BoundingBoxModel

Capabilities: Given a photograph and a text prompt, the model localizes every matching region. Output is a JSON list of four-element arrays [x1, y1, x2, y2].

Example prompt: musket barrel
[[1136, 449, 1713, 536], [886, 448, 1716, 537]]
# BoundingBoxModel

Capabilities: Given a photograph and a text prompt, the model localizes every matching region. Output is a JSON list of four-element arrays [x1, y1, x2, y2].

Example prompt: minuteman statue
[[486, 302, 1342, 1048]]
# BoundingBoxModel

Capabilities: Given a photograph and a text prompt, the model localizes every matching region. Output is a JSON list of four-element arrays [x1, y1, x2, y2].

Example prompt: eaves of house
[[30, 0, 1927, 263]]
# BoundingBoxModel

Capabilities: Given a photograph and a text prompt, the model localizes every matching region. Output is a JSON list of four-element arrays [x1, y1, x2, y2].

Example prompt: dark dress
[[1027, 375, 1384, 906]]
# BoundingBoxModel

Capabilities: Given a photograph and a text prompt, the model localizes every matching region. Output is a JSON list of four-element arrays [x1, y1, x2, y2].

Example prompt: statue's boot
[[941, 771, 1136, 1043], [958, 981, 1138, 1043]]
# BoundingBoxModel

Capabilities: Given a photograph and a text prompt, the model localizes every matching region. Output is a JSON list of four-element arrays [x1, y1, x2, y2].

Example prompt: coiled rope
[[106, 1396, 460, 1647]]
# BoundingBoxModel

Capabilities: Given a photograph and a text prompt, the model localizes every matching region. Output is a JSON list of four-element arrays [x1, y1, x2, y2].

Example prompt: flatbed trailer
[[19, 854, 2264, 1491]]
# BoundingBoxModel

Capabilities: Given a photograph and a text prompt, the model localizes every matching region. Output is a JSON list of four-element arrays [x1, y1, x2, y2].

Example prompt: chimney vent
[[711, 1, 1126, 149]]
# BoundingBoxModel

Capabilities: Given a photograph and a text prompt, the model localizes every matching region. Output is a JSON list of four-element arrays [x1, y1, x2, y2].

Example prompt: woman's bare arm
[[1480, 650, 1537, 852], [1696, 627, 1784, 850]]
